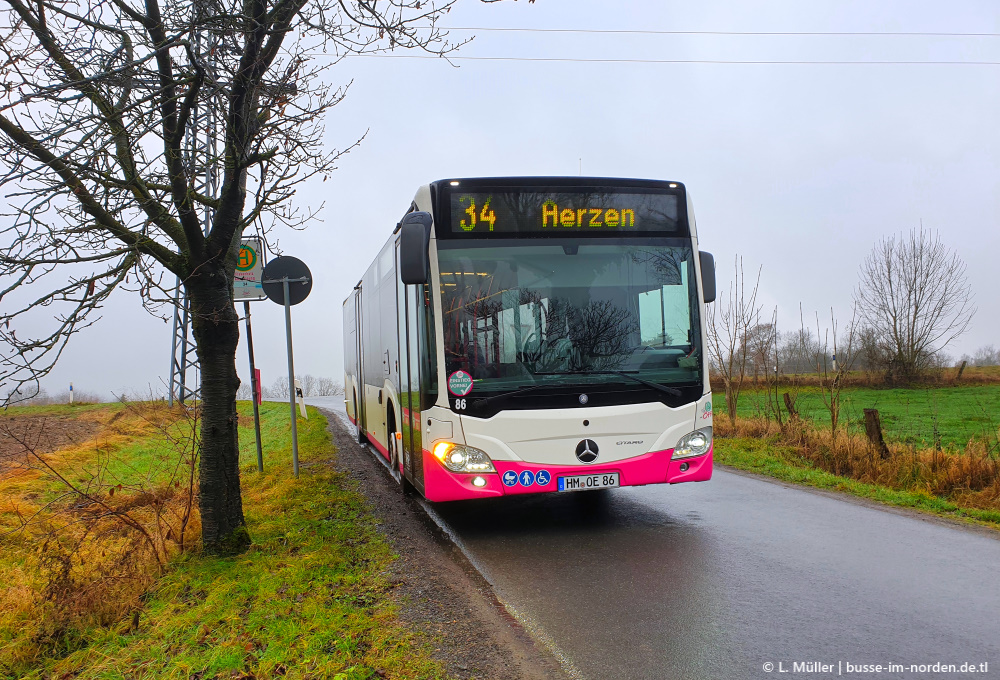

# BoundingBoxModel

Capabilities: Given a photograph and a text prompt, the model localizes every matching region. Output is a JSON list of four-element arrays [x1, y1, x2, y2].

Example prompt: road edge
[[718, 462, 1000, 541], [316, 406, 574, 680]]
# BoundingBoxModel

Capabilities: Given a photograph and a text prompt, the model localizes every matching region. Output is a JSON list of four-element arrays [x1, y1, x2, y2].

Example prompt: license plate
[[558, 472, 619, 492]]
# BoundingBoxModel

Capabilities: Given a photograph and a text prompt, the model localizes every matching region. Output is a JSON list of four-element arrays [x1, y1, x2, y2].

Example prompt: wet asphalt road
[[309, 399, 1000, 680], [432, 475, 1000, 680]]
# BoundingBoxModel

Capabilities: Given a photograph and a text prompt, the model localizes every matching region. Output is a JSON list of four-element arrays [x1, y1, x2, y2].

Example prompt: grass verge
[[715, 434, 1000, 530], [1, 402, 449, 680]]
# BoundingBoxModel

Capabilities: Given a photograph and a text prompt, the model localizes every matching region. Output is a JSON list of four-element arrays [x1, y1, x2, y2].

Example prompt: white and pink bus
[[343, 177, 716, 501]]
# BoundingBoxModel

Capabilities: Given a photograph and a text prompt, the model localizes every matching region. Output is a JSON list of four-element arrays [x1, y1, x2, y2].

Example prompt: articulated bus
[[343, 177, 717, 501]]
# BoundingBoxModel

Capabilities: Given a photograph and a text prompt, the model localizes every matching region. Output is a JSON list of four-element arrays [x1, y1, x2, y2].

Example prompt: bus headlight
[[432, 442, 496, 473], [673, 427, 712, 459]]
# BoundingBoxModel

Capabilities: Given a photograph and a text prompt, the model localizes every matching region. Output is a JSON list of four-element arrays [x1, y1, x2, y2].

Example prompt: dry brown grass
[[716, 413, 1000, 512], [0, 401, 199, 664]]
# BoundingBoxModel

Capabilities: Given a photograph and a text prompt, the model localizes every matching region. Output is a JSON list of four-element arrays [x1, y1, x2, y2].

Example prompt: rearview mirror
[[399, 212, 433, 284], [699, 251, 716, 303]]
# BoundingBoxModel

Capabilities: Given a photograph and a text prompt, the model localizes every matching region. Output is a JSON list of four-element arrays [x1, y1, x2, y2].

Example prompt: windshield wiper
[[536, 370, 683, 397], [471, 383, 546, 408]]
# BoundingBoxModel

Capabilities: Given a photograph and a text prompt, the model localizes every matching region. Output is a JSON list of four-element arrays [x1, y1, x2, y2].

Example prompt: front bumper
[[421, 446, 713, 502]]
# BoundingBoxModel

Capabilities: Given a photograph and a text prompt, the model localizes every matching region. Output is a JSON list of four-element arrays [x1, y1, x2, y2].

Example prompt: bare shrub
[[60, 391, 105, 405], [807, 306, 859, 441], [706, 257, 763, 421], [3, 386, 50, 405], [5, 386, 108, 407]]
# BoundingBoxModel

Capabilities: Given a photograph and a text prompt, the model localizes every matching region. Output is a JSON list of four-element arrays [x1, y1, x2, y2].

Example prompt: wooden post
[[955, 360, 967, 382], [863, 408, 891, 460], [783, 392, 798, 418]]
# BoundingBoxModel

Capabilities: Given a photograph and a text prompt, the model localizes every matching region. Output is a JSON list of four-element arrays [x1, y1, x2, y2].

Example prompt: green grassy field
[[712, 382, 1000, 530], [718, 384, 1000, 448], [0, 402, 450, 680]]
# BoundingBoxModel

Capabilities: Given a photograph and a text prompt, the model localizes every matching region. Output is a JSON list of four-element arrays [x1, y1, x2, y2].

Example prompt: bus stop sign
[[262, 256, 312, 306], [234, 239, 267, 301]]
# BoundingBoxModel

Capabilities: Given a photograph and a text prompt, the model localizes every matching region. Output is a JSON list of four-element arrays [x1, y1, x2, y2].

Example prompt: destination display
[[446, 189, 681, 234]]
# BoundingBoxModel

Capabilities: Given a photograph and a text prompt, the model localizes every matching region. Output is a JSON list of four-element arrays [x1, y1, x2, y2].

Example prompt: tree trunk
[[863, 408, 891, 460], [188, 263, 250, 555]]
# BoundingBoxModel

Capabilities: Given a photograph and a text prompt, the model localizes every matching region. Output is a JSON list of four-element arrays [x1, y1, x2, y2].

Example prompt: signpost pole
[[283, 277, 300, 478], [262, 256, 310, 481], [244, 300, 264, 473]]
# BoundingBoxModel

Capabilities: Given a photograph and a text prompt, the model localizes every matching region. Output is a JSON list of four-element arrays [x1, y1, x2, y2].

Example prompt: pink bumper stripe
[[421, 446, 713, 502]]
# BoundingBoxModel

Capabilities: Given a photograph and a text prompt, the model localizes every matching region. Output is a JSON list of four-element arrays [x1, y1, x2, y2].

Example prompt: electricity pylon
[[167, 2, 221, 406]]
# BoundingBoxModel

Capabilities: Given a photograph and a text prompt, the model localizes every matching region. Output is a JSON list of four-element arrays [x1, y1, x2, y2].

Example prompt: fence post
[[863, 408, 891, 460], [783, 392, 798, 418]]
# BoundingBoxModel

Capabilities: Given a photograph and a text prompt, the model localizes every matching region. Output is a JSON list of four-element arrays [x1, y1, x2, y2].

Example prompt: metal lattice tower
[[168, 2, 221, 406]]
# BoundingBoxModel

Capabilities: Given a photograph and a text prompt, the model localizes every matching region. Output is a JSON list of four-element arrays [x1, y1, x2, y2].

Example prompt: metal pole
[[244, 301, 264, 473], [168, 287, 181, 406], [178, 302, 192, 403], [283, 277, 299, 478]]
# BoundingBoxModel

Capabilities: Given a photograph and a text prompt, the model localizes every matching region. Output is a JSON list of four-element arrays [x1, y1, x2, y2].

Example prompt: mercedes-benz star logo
[[575, 438, 599, 463], [579, 393, 589, 405]]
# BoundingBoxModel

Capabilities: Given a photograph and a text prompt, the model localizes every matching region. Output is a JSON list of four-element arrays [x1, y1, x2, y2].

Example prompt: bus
[[343, 177, 716, 501]]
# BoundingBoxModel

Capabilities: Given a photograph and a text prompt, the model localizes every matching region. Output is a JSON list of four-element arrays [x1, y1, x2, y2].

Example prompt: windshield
[[438, 239, 702, 400]]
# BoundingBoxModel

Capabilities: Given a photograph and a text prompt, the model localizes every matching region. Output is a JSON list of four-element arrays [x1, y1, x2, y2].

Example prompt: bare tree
[[960, 345, 1000, 367], [759, 308, 783, 426], [297, 373, 316, 397], [315, 376, 343, 396], [0, 0, 475, 553], [777, 327, 822, 375], [266, 376, 290, 400], [236, 380, 254, 401], [854, 227, 975, 383], [705, 257, 762, 422], [744, 321, 776, 388], [807, 306, 859, 440]]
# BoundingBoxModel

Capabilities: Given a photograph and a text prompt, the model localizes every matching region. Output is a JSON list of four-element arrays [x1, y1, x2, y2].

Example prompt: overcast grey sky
[[24, 0, 1000, 400]]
